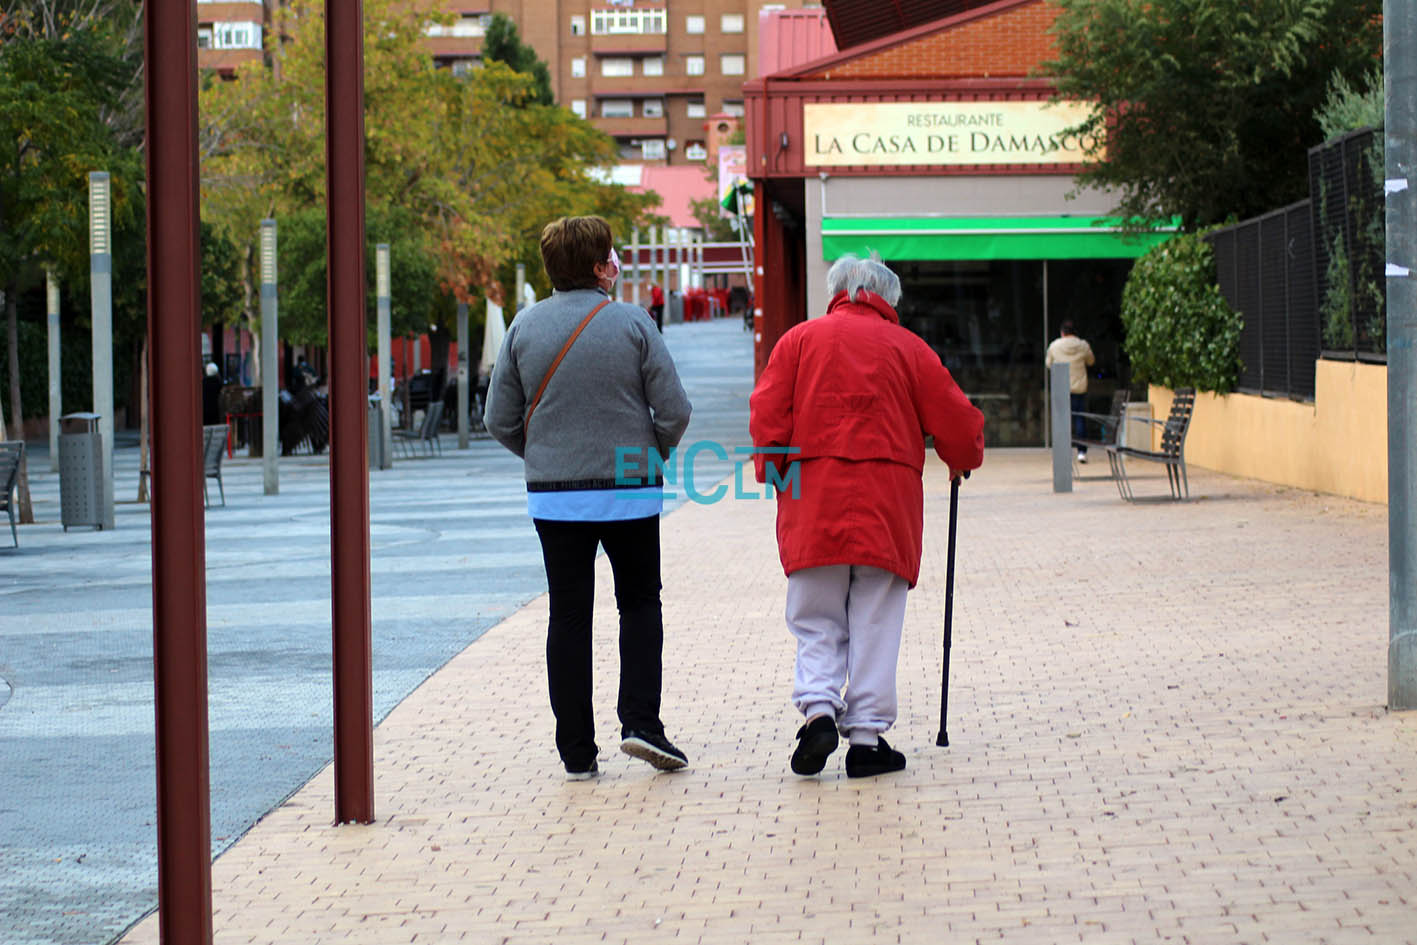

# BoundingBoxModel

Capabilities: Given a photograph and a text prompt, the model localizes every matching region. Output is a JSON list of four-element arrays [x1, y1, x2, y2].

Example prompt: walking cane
[[937, 470, 968, 747]]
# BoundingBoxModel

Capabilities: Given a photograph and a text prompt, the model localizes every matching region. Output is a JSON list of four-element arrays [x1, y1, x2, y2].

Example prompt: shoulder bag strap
[[524, 298, 611, 430]]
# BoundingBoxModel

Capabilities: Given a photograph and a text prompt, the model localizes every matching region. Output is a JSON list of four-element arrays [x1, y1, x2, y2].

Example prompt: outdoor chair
[[1106, 388, 1195, 501], [1073, 389, 1130, 457], [0, 440, 23, 548], [202, 424, 228, 507], [394, 400, 444, 458]]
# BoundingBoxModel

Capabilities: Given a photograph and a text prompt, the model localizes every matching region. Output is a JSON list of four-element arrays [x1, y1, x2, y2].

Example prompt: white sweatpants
[[785, 564, 909, 745]]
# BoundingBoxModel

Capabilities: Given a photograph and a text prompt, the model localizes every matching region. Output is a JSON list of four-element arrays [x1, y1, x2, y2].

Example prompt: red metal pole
[[145, 1, 214, 940], [326, 0, 375, 824]]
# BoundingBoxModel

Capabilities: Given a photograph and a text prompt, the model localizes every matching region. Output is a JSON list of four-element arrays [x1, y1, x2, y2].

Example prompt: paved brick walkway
[[116, 448, 1412, 944]]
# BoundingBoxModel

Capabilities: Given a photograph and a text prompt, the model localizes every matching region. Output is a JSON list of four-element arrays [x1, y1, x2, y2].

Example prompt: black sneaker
[[790, 716, 840, 775], [620, 730, 688, 771], [845, 736, 906, 778], [565, 759, 599, 781]]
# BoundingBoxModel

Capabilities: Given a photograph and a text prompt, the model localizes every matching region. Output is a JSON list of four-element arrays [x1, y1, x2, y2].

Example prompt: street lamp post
[[46, 269, 60, 472], [1387, 0, 1417, 709], [456, 300, 468, 450], [260, 220, 279, 494], [376, 244, 393, 470], [88, 171, 115, 530]]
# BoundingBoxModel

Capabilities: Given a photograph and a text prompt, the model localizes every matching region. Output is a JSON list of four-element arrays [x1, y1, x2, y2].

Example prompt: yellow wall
[[1149, 360, 1387, 504]]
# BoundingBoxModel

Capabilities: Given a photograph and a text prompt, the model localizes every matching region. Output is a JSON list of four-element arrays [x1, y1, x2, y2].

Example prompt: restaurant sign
[[802, 101, 1100, 167]]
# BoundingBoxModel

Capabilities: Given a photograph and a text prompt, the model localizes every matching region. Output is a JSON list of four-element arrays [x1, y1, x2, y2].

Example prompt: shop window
[[601, 57, 634, 78], [720, 54, 745, 76]]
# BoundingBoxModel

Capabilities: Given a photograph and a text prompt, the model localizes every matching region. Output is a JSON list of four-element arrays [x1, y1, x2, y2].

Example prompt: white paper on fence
[[479, 299, 505, 377], [1386, 178, 1410, 195], [1386, 263, 1411, 278]]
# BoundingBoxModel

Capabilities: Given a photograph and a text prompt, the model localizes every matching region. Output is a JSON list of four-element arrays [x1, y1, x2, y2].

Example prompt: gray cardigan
[[484, 288, 692, 490]]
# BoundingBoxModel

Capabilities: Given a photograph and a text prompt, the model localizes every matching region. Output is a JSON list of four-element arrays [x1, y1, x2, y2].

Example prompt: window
[[722, 99, 745, 117], [571, 99, 587, 119], [686, 55, 705, 76], [601, 57, 634, 77], [601, 99, 634, 118], [213, 21, 261, 50], [686, 99, 706, 119], [197, 27, 213, 48], [642, 98, 664, 118], [685, 15, 705, 34], [685, 141, 708, 161], [591, 8, 666, 34], [721, 13, 745, 34], [450, 58, 477, 76], [720, 54, 745, 76], [571, 57, 587, 77], [642, 56, 664, 77], [425, 14, 489, 38], [641, 139, 666, 161], [570, 15, 585, 35]]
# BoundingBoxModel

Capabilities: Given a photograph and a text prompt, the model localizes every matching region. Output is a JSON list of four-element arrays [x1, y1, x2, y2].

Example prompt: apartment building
[[196, 0, 267, 77], [198, 2, 820, 166]]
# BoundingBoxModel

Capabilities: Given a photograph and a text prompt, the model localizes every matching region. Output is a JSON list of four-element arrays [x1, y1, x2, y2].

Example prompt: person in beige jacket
[[1045, 321, 1096, 462]]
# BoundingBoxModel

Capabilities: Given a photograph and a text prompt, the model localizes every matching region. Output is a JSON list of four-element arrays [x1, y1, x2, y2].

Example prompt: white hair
[[825, 251, 901, 307]]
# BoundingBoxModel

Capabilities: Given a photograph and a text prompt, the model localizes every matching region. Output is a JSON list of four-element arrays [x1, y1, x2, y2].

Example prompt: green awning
[[821, 215, 1176, 261]]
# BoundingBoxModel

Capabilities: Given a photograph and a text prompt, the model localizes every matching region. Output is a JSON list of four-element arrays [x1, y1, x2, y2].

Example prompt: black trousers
[[533, 515, 665, 768]]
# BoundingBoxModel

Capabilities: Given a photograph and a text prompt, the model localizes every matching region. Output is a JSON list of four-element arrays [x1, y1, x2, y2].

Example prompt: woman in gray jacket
[[485, 216, 693, 780]]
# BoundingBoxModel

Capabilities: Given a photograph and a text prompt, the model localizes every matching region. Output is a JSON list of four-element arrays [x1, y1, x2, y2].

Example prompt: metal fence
[[1208, 201, 1320, 400], [1309, 126, 1386, 360]]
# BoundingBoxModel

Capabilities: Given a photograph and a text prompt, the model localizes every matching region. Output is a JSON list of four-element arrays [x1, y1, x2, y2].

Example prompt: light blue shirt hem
[[527, 487, 664, 521]]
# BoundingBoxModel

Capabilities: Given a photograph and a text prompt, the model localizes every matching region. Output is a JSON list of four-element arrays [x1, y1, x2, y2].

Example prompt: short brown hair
[[540, 216, 613, 291]]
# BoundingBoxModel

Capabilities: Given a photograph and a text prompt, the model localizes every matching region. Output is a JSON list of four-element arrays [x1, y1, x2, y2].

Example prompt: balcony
[[590, 33, 667, 56], [590, 116, 668, 139]]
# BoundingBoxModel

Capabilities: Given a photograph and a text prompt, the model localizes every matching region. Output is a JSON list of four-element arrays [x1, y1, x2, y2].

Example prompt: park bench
[[394, 400, 444, 458], [1106, 388, 1195, 501], [1072, 388, 1131, 460], [1, 440, 23, 548]]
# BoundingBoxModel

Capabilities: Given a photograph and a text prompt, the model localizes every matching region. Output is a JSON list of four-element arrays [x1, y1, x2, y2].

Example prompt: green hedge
[[0, 319, 101, 422], [1120, 233, 1243, 393]]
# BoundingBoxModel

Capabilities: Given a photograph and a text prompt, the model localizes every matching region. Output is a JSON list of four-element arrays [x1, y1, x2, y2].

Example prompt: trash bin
[[59, 412, 104, 531]]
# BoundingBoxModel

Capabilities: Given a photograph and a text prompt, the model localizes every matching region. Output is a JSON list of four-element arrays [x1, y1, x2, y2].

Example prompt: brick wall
[[808, 0, 1060, 81]]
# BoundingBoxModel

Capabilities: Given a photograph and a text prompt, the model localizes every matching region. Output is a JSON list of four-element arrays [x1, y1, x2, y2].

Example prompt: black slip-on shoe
[[790, 716, 840, 775], [845, 736, 906, 778], [620, 730, 688, 771], [564, 759, 599, 781]]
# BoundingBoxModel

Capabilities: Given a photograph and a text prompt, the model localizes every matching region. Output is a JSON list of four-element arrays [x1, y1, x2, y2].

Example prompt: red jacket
[[748, 290, 985, 587]]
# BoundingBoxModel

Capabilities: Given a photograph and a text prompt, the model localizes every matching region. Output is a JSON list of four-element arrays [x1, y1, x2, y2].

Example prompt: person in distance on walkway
[[485, 215, 693, 781], [749, 252, 985, 778], [1045, 320, 1095, 463]]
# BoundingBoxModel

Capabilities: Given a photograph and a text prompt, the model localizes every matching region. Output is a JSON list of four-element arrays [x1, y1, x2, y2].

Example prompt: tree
[[1044, 0, 1383, 230], [1120, 232, 1242, 392], [480, 13, 553, 106], [0, 20, 139, 522]]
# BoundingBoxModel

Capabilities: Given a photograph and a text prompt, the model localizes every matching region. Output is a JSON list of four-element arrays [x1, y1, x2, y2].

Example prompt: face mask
[[603, 247, 621, 287]]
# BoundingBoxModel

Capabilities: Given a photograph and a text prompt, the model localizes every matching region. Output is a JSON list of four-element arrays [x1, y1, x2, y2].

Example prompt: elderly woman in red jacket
[[749, 253, 985, 778]]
